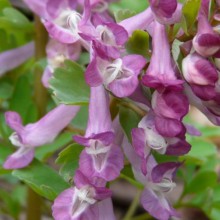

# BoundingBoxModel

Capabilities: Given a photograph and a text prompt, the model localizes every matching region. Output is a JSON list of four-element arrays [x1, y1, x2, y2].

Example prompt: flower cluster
[[2, 0, 220, 220]]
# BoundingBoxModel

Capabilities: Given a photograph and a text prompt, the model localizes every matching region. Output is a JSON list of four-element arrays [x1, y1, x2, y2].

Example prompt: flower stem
[[33, 15, 48, 117], [122, 190, 141, 220], [26, 15, 48, 220]]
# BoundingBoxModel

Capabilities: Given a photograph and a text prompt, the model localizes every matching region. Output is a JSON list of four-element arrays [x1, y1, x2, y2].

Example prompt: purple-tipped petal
[[182, 53, 218, 86], [155, 116, 184, 137], [74, 132, 115, 147], [193, 13, 220, 57], [152, 90, 189, 121], [150, 0, 177, 19], [3, 147, 35, 169], [104, 23, 128, 45], [0, 42, 34, 76], [92, 40, 120, 60], [166, 138, 191, 155], [79, 144, 124, 181], [151, 162, 180, 183]]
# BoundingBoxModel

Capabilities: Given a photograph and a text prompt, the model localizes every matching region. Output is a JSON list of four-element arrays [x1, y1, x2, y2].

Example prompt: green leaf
[[71, 105, 88, 130], [171, 39, 183, 66], [56, 144, 83, 182], [35, 132, 73, 161], [181, 0, 201, 34], [50, 60, 90, 105], [109, 0, 148, 14], [186, 171, 217, 194], [0, 8, 33, 32], [114, 9, 136, 22], [126, 30, 149, 58], [119, 105, 141, 142], [199, 126, 220, 137], [9, 75, 32, 120], [0, 81, 13, 99], [0, 0, 11, 14], [181, 138, 217, 164], [12, 159, 70, 200]]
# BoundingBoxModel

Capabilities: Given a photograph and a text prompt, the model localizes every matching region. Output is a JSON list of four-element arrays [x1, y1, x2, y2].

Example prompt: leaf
[[126, 30, 150, 58], [56, 144, 84, 182], [0, 81, 13, 99], [9, 75, 32, 120], [119, 106, 141, 142], [12, 159, 70, 200], [181, 0, 201, 34], [199, 126, 220, 137], [181, 138, 217, 164], [0, 0, 11, 14], [114, 9, 136, 22], [50, 60, 90, 105], [71, 105, 88, 130], [186, 171, 217, 194], [171, 39, 183, 65], [0, 8, 33, 32], [35, 132, 73, 161], [109, 0, 148, 14]]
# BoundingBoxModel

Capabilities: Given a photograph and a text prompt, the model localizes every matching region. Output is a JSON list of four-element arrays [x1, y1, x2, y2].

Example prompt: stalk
[[26, 15, 48, 220]]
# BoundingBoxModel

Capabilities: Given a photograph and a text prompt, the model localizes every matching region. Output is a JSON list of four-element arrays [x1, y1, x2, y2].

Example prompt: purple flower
[[74, 86, 124, 181], [0, 42, 34, 76], [122, 139, 179, 220], [149, 0, 177, 19], [193, 12, 220, 57], [80, 14, 128, 60], [85, 54, 146, 97], [132, 112, 191, 159], [149, 0, 182, 25], [139, 156, 180, 220], [52, 170, 113, 220], [182, 53, 218, 101], [184, 83, 220, 126], [151, 89, 189, 137], [3, 104, 80, 169], [42, 39, 81, 87], [142, 21, 183, 91]]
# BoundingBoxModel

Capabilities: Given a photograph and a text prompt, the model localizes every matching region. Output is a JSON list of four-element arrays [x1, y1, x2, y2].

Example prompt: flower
[[0, 42, 34, 76], [193, 12, 220, 57], [52, 170, 114, 220], [122, 137, 179, 220], [3, 104, 80, 169], [182, 53, 218, 101], [74, 86, 124, 181], [142, 21, 183, 91], [85, 54, 146, 97]]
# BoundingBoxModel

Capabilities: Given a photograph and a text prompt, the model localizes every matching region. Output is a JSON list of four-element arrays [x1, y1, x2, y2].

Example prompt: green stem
[[26, 15, 48, 220], [33, 15, 48, 117], [131, 213, 153, 220], [26, 188, 42, 220], [123, 190, 141, 220]]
